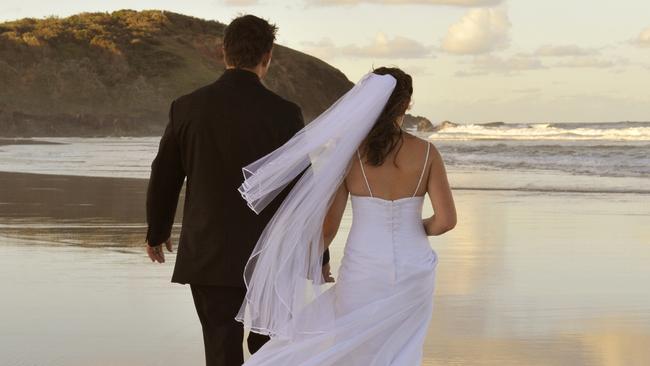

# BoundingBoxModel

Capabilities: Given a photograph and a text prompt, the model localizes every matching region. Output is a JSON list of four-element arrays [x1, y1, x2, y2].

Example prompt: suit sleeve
[[287, 102, 305, 136], [145, 100, 186, 247], [286, 104, 331, 266]]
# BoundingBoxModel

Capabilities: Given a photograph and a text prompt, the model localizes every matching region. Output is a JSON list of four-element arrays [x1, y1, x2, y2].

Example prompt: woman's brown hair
[[360, 67, 413, 166]]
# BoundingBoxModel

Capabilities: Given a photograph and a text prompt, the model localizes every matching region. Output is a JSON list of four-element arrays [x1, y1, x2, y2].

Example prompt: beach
[[1, 1, 649, 363], [0, 129, 649, 365], [1, 169, 649, 365]]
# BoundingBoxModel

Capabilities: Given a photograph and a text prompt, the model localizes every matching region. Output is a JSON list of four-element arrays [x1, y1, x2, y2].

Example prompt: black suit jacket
[[146, 68, 328, 287]]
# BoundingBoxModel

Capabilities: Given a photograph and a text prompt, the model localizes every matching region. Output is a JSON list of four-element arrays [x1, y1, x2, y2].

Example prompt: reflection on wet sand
[[418, 190, 650, 366], [1, 171, 649, 365]]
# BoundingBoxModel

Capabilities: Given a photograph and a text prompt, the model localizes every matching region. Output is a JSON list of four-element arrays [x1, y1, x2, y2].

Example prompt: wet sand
[[1, 171, 649, 365], [0, 138, 61, 146]]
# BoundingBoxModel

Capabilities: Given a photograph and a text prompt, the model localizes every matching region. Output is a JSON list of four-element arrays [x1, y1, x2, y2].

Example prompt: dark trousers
[[190, 285, 270, 366]]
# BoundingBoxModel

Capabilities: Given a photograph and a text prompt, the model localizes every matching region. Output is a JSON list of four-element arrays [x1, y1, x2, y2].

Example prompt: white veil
[[236, 72, 397, 339]]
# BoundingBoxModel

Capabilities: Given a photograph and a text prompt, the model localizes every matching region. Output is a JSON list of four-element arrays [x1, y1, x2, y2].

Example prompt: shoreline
[[1, 170, 647, 197]]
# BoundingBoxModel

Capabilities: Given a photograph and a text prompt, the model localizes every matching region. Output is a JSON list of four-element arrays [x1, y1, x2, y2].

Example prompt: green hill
[[0, 10, 432, 137]]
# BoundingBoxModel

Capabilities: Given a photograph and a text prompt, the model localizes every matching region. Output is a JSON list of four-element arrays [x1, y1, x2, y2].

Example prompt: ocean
[[428, 121, 650, 183], [1, 121, 648, 192]]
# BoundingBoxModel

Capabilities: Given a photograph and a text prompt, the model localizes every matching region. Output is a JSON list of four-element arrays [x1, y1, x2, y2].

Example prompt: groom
[[145, 15, 331, 366]]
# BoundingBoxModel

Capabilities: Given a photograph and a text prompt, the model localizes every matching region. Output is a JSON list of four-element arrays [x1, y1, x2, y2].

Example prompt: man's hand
[[322, 262, 335, 283], [146, 238, 173, 263]]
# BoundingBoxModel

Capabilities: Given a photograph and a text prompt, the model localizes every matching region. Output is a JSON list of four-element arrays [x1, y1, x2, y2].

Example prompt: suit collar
[[219, 68, 262, 84]]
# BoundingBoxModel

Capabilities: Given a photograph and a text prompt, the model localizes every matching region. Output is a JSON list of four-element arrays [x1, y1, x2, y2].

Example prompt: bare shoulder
[[428, 141, 443, 163], [402, 131, 430, 147], [403, 132, 442, 162], [429, 144, 447, 177]]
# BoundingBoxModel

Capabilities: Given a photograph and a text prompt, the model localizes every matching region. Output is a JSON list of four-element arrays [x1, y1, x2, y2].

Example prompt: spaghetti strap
[[412, 142, 430, 197], [357, 149, 373, 197]]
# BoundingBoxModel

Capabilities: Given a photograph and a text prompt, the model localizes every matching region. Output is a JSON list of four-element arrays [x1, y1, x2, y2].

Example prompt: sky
[[1, 0, 649, 123]]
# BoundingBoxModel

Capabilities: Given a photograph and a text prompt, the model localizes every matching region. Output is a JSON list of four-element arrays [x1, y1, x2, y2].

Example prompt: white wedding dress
[[244, 143, 438, 366]]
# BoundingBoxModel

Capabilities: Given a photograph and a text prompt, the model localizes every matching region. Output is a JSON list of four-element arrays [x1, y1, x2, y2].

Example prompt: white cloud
[[554, 57, 614, 69], [300, 38, 340, 59], [635, 27, 650, 47], [456, 54, 544, 76], [441, 7, 511, 55], [512, 87, 542, 94], [312, 0, 503, 6], [475, 54, 544, 70], [456, 53, 625, 76], [221, 0, 259, 6], [453, 70, 487, 77], [301, 33, 433, 59], [455, 53, 626, 76], [534, 44, 599, 57], [402, 64, 430, 75]]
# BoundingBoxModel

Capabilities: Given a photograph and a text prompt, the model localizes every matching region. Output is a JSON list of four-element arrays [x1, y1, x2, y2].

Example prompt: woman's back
[[330, 133, 440, 365], [338, 132, 436, 286], [345, 133, 432, 200]]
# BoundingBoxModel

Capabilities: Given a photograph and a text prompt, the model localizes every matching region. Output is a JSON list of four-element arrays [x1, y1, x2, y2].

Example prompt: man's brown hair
[[223, 15, 278, 68]]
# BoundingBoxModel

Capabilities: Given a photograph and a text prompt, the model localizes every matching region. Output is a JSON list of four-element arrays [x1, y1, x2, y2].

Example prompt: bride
[[236, 67, 457, 365]]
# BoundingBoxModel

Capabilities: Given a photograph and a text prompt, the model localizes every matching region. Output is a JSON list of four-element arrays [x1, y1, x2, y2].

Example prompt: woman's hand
[[422, 214, 456, 236], [322, 263, 335, 283]]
